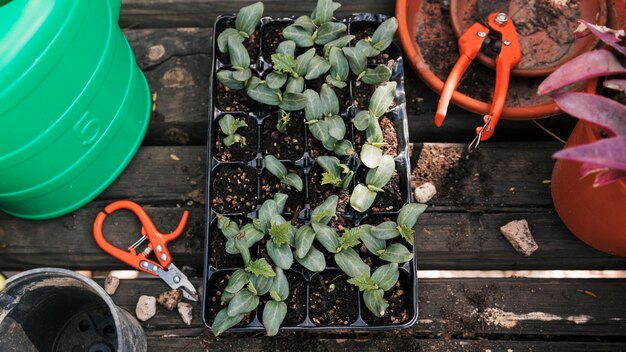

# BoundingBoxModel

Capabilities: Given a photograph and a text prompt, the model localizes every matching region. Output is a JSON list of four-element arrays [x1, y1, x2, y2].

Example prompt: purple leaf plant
[[538, 21, 626, 187]]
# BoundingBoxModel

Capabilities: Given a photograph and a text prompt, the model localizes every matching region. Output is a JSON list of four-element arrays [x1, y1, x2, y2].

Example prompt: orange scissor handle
[[435, 22, 489, 127], [93, 200, 189, 275], [477, 12, 522, 141]]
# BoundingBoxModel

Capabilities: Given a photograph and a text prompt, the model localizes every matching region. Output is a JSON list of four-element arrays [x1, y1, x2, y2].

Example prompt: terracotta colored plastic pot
[[551, 121, 626, 256]]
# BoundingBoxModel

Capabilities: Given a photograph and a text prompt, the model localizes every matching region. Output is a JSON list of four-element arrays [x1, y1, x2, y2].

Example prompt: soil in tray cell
[[211, 165, 258, 214], [355, 167, 404, 213], [215, 80, 256, 113], [205, 272, 254, 327], [261, 112, 306, 160], [215, 22, 260, 65], [209, 217, 253, 269], [214, 113, 259, 162], [308, 164, 351, 211], [306, 77, 352, 113], [259, 166, 306, 214], [361, 271, 411, 325], [351, 22, 394, 65], [258, 271, 307, 326], [309, 272, 359, 326], [261, 20, 294, 63], [354, 114, 399, 158]]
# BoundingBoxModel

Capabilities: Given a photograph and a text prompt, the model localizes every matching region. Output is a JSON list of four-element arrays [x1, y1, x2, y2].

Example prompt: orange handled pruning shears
[[93, 200, 198, 301], [435, 12, 522, 150]]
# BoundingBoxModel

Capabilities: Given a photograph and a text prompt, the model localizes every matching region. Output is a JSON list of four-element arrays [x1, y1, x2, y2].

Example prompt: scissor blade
[[478, 0, 511, 22], [157, 264, 199, 301]]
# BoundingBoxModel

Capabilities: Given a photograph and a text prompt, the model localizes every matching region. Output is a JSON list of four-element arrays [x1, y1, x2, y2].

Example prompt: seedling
[[276, 110, 291, 133], [264, 155, 304, 191], [347, 262, 399, 317], [217, 2, 264, 53], [283, 0, 347, 47], [350, 155, 396, 212], [316, 156, 353, 189], [218, 114, 248, 147]]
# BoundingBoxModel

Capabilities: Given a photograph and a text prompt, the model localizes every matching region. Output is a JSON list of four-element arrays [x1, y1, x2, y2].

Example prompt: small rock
[[178, 302, 193, 325], [157, 289, 183, 311], [500, 219, 538, 256], [414, 182, 437, 203], [104, 274, 120, 295], [136, 296, 156, 321]]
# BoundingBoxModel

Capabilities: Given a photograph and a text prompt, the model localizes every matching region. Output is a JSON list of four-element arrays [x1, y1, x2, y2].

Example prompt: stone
[[500, 219, 538, 256], [104, 274, 120, 295], [136, 295, 157, 322], [414, 182, 437, 203], [178, 302, 193, 325], [157, 289, 183, 311]]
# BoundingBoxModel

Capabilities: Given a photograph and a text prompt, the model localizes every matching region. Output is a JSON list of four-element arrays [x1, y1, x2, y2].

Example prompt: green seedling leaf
[[335, 247, 370, 278], [266, 72, 288, 90], [272, 52, 297, 76], [333, 139, 354, 157], [235, 235, 251, 265], [305, 55, 331, 80], [317, 156, 342, 185], [313, 0, 334, 25], [337, 227, 363, 252], [350, 183, 377, 213], [323, 35, 355, 55], [270, 267, 290, 301], [293, 15, 317, 33], [397, 224, 414, 244], [364, 289, 388, 317], [221, 290, 236, 304], [342, 46, 367, 75], [286, 76, 305, 93], [264, 155, 288, 179], [256, 200, 277, 233], [366, 119, 384, 144], [248, 272, 274, 296], [269, 221, 291, 245], [356, 39, 380, 57], [232, 68, 252, 83], [325, 115, 345, 141], [360, 143, 383, 169], [228, 35, 250, 69], [211, 308, 244, 336], [283, 172, 304, 191], [225, 269, 250, 294], [326, 75, 348, 89], [329, 46, 349, 82], [236, 1, 264, 37], [366, 155, 395, 188], [312, 222, 340, 253], [279, 92, 307, 112], [307, 119, 328, 142], [217, 28, 242, 53], [379, 243, 413, 263], [241, 223, 265, 247], [263, 300, 287, 336], [371, 262, 399, 291], [311, 195, 338, 224], [276, 40, 297, 56], [369, 82, 397, 117], [320, 83, 340, 116], [347, 272, 379, 291], [371, 221, 400, 240], [398, 203, 427, 228], [223, 135, 244, 148], [353, 110, 372, 131], [360, 224, 387, 254], [219, 114, 248, 136], [295, 225, 316, 259], [321, 133, 339, 151], [303, 89, 323, 121], [283, 25, 315, 47], [296, 48, 316, 77], [227, 289, 259, 317], [245, 258, 277, 278], [218, 215, 239, 239], [361, 65, 392, 85], [267, 240, 294, 270], [315, 22, 347, 45], [246, 78, 281, 105], [217, 70, 245, 90], [295, 246, 326, 272], [274, 192, 289, 213], [371, 17, 398, 52]]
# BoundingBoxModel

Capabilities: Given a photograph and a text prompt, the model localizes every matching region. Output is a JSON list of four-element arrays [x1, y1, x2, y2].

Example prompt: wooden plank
[[120, 0, 396, 28], [147, 335, 626, 352], [103, 277, 626, 336]]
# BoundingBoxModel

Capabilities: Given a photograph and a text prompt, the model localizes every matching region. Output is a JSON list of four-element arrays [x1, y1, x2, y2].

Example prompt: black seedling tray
[[203, 13, 417, 332]]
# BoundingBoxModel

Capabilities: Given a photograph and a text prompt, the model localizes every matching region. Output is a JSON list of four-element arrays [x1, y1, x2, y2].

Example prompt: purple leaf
[[578, 20, 626, 56], [553, 92, 626, 137], [604, 79, 626, 92], [537, 50, 626, 95], [593, 169, 626, 187], [554, 136, 626, 172]]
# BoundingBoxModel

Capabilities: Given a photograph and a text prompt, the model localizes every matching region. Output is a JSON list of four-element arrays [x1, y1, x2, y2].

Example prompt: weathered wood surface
[[2, 143, 625, 271], [103, 277, 626, 336]]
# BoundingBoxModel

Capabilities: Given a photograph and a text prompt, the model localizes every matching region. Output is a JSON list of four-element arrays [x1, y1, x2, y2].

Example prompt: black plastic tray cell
[[204, 13, 418, 332]]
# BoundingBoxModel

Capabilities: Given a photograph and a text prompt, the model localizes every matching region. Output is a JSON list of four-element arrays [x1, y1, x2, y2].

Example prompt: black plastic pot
[[0, 268, 146, 352], [203, 13, 417, 332]]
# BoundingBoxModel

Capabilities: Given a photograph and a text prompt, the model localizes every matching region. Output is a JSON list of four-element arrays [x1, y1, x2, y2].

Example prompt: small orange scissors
[[435, 12, 522, 149], [93, 200, 198, 301]]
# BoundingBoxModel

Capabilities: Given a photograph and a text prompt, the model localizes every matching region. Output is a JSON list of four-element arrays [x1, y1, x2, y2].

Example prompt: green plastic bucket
[[0, 0, 151, 219]]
